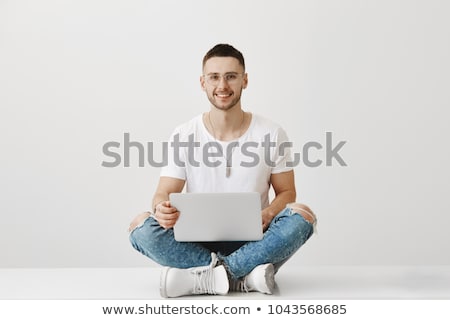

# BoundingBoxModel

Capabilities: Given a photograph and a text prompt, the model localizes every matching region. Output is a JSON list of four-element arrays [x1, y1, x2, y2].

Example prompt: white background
[[1, 0, 449, 268]]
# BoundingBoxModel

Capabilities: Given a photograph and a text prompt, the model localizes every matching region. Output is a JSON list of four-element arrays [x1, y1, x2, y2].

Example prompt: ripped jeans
[[129, 204, 315, 279]]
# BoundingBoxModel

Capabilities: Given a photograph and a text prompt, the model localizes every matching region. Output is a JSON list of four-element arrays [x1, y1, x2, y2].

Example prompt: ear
[[242, 73, 248, 89], [200, 75, 206, 91]]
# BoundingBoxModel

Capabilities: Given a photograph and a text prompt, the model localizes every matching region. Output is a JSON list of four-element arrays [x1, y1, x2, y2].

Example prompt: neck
[[208, 107, 246, 141]]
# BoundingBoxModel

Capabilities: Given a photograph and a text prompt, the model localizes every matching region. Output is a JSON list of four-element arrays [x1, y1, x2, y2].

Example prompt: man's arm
[[151, 176, 185, 229], [128, 176, 185, 232], [261, 170, 296, 230], [152, 176, 185, 212]]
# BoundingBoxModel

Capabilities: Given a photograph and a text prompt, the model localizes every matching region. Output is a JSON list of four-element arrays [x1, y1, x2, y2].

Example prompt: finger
[[158, 204, 177, 214], [160, 207, 177, 214], [159, 216, 178, 229], [262, 218, 271, 231], [158, 211, 180, 222], [155, 201, 167, 212], [158, 200, 172, 209]]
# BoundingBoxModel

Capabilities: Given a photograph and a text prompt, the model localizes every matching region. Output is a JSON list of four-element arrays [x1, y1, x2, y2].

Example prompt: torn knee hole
[[287, 203, 316, 224], [128, 211, 151, 232]]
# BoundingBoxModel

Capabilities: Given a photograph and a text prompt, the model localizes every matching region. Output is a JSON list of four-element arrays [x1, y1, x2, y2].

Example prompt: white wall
[[1, 0, 449, 267]]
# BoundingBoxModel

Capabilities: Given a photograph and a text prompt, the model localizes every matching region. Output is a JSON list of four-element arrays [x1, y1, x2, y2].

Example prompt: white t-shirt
[[160, 113, 293, 209]]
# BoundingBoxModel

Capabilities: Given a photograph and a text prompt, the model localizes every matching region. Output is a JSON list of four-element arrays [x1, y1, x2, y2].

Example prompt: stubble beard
[[208, 88, 243, 111]]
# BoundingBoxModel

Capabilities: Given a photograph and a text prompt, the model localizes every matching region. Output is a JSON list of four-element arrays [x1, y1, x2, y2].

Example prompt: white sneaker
[[230, 263, 275, 294], [160, 253, 229, 298]]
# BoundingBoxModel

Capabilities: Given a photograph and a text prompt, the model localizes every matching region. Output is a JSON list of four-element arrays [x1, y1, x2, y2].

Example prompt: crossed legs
[[129, 203, 316, 296]]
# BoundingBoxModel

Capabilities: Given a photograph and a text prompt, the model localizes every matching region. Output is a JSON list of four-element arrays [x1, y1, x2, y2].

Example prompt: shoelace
[[192, 265, 215, 294], [192, 253, 219, 294]]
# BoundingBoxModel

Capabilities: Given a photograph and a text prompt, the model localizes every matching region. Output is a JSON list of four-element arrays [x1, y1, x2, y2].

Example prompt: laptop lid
[[170, 192, 263, 242]]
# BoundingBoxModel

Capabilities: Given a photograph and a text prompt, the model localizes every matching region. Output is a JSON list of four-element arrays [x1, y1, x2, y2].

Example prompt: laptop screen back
[[170, 192, 263, 242]]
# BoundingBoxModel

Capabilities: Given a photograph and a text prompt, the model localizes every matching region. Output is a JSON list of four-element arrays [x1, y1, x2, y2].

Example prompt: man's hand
[[153, 200, 180, 229], [261, 207, 276, 231]]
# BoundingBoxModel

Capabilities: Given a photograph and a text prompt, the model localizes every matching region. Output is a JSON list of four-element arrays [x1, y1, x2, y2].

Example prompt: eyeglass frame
[[202, 72, 246, 85]]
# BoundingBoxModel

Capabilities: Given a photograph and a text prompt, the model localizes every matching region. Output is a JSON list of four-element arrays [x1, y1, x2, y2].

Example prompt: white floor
[[1, 266, 449, 300]]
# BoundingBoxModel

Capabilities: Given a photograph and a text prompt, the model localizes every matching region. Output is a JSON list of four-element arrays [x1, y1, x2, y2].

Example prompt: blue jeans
[[129, 206, 314, 279]]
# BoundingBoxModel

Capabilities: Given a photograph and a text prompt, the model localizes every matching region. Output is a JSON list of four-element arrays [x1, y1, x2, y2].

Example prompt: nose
[[217, 75, 230, 89]]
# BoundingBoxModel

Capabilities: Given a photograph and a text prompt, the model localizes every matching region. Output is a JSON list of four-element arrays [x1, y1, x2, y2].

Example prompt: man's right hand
[[153, 200, 180, 229]]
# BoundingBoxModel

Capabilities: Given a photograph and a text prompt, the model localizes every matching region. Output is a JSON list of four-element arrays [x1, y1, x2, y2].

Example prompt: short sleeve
[[159, 129, 187, 180], [271, 127, 294, 174]]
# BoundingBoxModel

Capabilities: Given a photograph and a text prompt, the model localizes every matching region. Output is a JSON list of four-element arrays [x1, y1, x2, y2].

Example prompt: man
[[128, 44, 316, 298]]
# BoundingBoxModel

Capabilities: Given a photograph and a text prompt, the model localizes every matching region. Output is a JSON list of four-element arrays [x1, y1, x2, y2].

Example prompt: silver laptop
[[170, 192, 263, 242]]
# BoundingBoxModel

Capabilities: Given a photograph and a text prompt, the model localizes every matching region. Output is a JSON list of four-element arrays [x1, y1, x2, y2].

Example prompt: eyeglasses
[[203, 72, 245, 86]]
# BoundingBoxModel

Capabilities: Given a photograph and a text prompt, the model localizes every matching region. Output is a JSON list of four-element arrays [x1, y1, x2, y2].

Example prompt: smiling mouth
[[215, 92, 233, 98]]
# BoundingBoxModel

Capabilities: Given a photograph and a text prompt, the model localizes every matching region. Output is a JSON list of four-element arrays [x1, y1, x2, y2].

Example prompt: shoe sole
[[263, 263, 275, 294], [160, 267, 170, 298]]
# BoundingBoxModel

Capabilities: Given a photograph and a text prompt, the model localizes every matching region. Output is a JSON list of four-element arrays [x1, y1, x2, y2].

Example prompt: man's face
[[201, 57, 248, 111]]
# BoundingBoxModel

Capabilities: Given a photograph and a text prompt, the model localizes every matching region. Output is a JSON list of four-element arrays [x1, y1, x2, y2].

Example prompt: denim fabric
[[129, 206, 314, 279]]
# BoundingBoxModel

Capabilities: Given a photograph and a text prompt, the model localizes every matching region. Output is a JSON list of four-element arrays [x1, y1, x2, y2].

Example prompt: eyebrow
[[205, 72, 239, 75]]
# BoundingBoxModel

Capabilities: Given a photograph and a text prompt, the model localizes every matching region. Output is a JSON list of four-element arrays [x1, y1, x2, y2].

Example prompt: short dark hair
[[202, 44, 245, 70]]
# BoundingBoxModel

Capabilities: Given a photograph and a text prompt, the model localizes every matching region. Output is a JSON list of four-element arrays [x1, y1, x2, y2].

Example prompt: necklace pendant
[[226, 166, 231, 177]]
